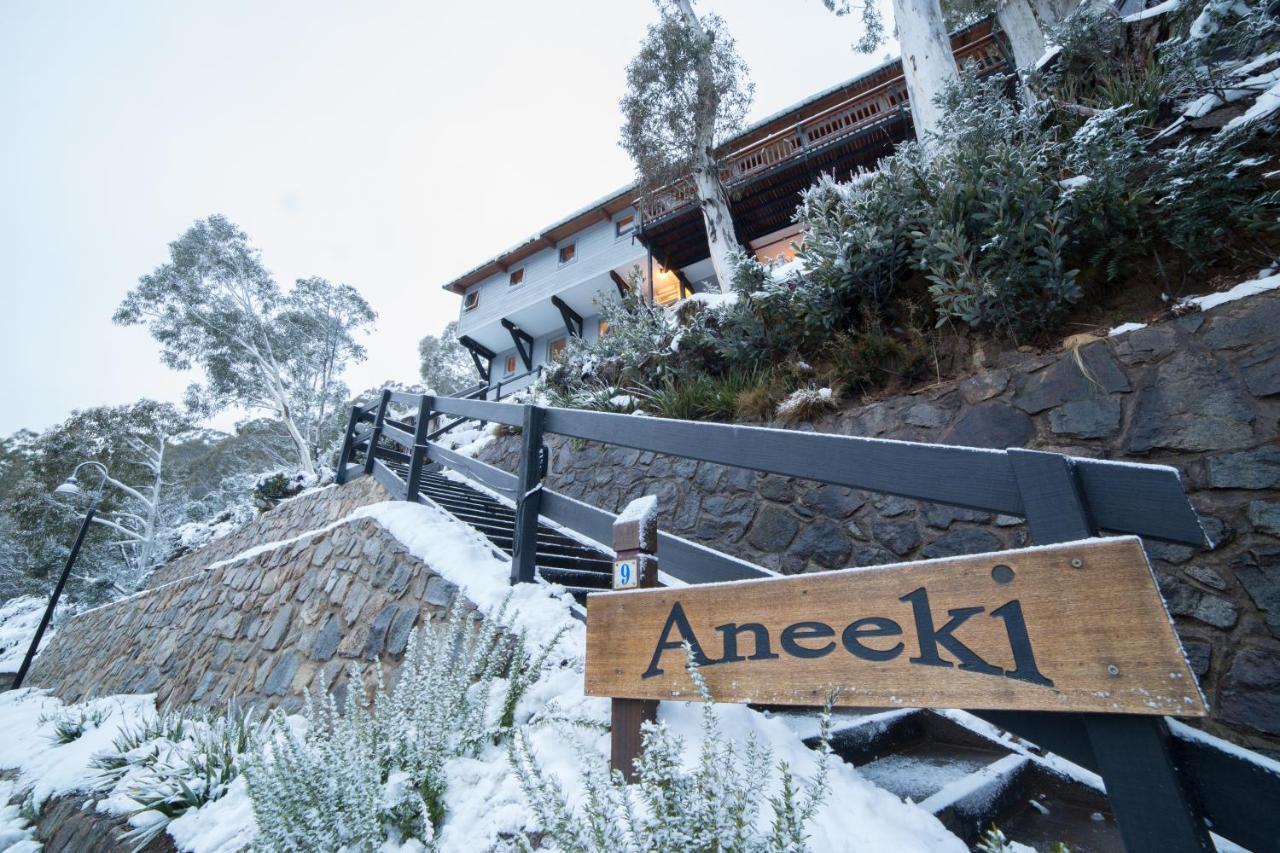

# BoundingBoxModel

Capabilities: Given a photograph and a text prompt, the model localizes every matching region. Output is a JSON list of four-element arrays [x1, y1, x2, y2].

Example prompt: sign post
[[609, 496, 660, 781]]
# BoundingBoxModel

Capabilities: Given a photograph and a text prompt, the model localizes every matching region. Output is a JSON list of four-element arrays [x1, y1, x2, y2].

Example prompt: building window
[[508, 268, 524, 287], [548, 336, 567, 363], [558, 243, 576, 265], [505, 355, 517, 376], [615, 214, 635, 238], [464, 290, 480, 311], [598, 320, 609, 337]]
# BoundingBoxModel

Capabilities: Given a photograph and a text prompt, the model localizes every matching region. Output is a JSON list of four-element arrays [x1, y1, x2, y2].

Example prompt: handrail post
[[510, 404, 546, 585], [334, 403, 362, 485], [363, 389, 392, 477], [405, 394, 434, 501], [609, 495, 660, 781], [1005, 448, 1213, 853]]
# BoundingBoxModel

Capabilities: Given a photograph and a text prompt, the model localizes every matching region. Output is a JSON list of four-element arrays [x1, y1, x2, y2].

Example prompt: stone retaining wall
[[480, 290, 1280, 756], [145, 477, 389, 588], [27, 484, 473, 712]]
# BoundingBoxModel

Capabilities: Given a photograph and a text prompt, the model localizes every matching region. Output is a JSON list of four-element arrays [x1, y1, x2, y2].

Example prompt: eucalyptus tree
[[621, 0, 754, 292], [418, 321, 474, 395], [115, 215, 376, 476]]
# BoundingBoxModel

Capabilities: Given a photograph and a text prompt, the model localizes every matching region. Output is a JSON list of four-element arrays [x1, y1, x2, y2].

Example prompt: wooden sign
[[585, 536, 1206, 716]]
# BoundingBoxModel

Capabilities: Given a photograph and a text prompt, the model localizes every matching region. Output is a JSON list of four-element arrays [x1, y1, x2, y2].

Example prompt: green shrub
[[245, 599, 563, 851], [41, 706, 107, 744], [511, 649, 835, 853]]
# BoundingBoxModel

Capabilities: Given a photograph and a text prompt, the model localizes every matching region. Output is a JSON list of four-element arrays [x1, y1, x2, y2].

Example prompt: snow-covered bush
[[245, 600, 563, 850], [251, 467, 326, 511], [511, 652, 834, 853], [40, 705, 107, 744], [775, 387, 839, 425], [110, 707, 260, 849]]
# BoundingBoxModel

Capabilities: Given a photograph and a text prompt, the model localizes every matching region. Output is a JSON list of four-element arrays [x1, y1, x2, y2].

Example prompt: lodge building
[[442, 20, 1007, 397]]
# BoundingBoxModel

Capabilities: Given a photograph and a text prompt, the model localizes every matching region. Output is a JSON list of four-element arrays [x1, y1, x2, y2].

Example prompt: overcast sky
[[0, 0, 889, 437]]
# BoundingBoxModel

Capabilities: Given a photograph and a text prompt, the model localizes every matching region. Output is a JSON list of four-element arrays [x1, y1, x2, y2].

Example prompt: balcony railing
[[639, 31, 1008, 223]]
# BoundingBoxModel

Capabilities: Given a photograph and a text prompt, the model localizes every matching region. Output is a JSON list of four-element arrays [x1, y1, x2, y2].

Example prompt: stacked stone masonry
[[26, 480, 477, 713], [480, 291, 1280, 757]]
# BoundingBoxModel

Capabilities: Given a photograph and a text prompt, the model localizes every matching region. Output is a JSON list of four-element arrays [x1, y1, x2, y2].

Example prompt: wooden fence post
[[510, 404, 546, 585], [335, 404, 362, 485], [610, 495, 660, 782], [405, 395, 434, 501], [363, 389, 392, 477], [1006, 449, 1213, 852]]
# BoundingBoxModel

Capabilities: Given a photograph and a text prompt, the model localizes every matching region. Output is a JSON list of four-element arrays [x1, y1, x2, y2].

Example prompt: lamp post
[[10, 462, 109, 689]]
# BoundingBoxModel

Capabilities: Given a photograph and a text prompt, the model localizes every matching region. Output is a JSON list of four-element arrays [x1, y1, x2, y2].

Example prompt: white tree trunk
[[892, 0, 961, 145], [278, 403, 317, 478], [675, 0, 743, 293], [692, 153, 742, 293], [998, 0, 1048, 71]]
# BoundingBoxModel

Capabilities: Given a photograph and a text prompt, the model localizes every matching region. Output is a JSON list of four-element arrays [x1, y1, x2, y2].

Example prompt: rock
[[747, 505, 799, 553], [1206, 446, 1280, 489], [308, 615, 341, 662], [873, 495, 915, 518], [1185, 565, 1228, 591], [362, 603, 399, 659], [386, 607, 419, 656], [1201, 296, 1280, 350], [1220, 647, 1280, 736], [425, 576, 458, 608], [1248, 501, 1280, 535], [1235, 548, 1280, 637], [758, 474, 795, 502], [696, 494, 756, 542], [873, 520, 921, 556], [800, 484, 865, 519], [309, 539, 334, 567], [1048, 397, 1122, 439], [262, 605, 293, 651], [1112, 326, 1178, 365], [1193, 594, 1239, 629], [1012, 343, 1129, 414], [264, 650, 299, 696], [789, 518, 853, 569], [942, 402, 1033, 449], [960, 369, 1010, 404], [921, 503, 992, 530], [1184, 641, 1212, 677], [853, 545, 898, 566], [920, 529, 1002, 559], [1237, 338, 1280, 397], [1145, 540, 1194, 565], [905, 402, 950, 429], [1126, 351, 1255, 452]]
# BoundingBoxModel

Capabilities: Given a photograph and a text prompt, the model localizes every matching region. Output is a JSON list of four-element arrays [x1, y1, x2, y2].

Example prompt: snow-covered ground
[[0, 498, 967, 852], [0, 597, 48, 675]]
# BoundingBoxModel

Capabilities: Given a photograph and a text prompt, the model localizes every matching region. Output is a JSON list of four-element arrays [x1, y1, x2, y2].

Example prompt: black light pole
[[11, 462, 108, 689]]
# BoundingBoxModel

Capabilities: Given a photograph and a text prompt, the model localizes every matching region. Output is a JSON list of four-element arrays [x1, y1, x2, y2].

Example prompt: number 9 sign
[[614, 558, 638, 589]]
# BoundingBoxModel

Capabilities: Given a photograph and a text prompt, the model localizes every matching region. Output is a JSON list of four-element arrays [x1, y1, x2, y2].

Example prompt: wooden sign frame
[[586, 536, 1205, 717]]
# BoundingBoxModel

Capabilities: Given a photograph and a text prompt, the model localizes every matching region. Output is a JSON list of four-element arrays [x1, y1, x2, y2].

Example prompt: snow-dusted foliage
[[0, 596, 46, 675], [244, 600, 564, 850], [775, 387, 839, 425], [512, 653, 834, 853], [114, 215, 377, 478]]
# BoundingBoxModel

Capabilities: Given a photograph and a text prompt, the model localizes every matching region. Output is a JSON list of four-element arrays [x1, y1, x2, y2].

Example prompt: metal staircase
[[385, 463, 614, 599]]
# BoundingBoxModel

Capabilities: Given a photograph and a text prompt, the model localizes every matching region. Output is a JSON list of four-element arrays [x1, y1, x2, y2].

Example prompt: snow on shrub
[[511, 650, 835, 853], [244, 599, 565, 851], [775, 387, 839, 425]]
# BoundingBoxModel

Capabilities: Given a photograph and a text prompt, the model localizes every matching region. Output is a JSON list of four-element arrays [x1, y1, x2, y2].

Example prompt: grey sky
[[0, 0, 887, 437]]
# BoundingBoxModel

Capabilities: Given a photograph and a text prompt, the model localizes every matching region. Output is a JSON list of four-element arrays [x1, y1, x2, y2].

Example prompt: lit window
[[598, 320, 609, 337], [505, 355, 517, 375], [615, 214, 635, 238], [463, 290, 480, 311], [508, 268, 524, 287], [652, 266, 681, 305], [558, 243, 576, 265], [548, 336, 567, 362]]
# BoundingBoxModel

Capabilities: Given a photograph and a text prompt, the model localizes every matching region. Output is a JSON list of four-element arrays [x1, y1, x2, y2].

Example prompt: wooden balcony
[[638, 21, 1009, 269]]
